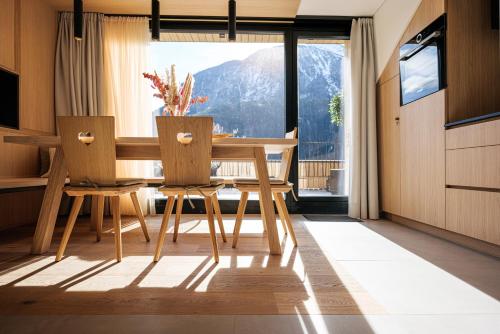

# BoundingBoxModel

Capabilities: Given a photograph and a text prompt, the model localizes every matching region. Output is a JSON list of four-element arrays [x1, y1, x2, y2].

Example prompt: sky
[[150, 42, 282, 80], [148, 41, 344, 109]]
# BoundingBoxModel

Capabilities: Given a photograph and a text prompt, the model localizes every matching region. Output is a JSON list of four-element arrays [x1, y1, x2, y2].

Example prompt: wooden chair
[[55, 116, 150, 262], [232, 128, 298, 248], [154, 116, 224, 263]]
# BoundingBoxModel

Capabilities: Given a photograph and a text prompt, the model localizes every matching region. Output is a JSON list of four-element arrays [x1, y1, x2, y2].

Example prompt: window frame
[[153, 16, 351, 214]]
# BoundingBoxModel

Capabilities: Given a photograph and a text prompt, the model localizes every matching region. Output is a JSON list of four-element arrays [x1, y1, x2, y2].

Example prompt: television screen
[[493, 0, 499, 29], [0, 67, 19, 129]]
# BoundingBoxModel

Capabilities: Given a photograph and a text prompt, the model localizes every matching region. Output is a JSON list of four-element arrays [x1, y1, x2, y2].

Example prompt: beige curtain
[[348, 18, 379, 220], [55, 13, 104, 117], [103, 17, 154, 215], [55, 12, 105, 215]]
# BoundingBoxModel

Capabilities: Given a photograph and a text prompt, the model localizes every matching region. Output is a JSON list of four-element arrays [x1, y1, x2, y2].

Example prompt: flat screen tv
[[0, 67, 19, 129]]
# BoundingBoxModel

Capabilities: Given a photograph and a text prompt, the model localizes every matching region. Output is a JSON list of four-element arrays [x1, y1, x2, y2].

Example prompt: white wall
[[297, 0, 385, 16], [373, 0, 421, 78]]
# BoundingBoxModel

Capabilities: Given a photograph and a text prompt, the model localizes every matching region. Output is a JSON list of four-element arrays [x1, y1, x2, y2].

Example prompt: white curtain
[[103, 17, 154, 215], [348, 18, 379, 220]]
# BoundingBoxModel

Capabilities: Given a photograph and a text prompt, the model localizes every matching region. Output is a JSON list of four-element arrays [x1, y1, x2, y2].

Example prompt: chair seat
[[233, 177, 286, 185], [63, 182, 147, 196], [159, 182, 224, 196], [234, 181, 294, 192]]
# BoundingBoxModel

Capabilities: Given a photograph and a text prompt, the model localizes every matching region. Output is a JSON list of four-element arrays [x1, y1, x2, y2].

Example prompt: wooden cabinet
[[377, 77, 401, 215], [0, 0, 17, 71], [400, 0, 446, 44], [400, 90, 446, 228], [446, 188, 500, 245], [446, 146, 500, 189], [446, 118, 500, 190], [446, 0, 500, 123], [446, 118, 500, 150]]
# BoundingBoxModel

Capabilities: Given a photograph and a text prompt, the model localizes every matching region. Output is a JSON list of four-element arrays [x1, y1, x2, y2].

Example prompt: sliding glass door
[[296, 38, 348, 198], [150, 21, 351, 214]]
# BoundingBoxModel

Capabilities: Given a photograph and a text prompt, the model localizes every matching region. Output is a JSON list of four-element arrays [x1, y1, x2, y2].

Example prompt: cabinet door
[[446, 188, 500, 245], [377, 77, 401, 215], [400, 90, 446, 228]]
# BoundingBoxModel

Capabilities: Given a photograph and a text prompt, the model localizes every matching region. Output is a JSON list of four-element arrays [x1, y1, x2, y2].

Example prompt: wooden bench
[[0, 177, 50, 193], [0, 177, 52, 231]]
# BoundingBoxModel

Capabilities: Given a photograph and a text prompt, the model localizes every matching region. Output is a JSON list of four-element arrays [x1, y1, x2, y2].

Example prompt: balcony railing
[[213, 160, 346, 194]]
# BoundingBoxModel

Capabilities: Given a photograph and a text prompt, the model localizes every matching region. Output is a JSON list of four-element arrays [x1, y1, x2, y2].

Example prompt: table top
[[4, 135, 298, 155]]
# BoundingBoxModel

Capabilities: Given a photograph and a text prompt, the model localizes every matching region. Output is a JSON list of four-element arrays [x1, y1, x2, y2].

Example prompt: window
[[297, 38, 348, 197], [150, 32, 286, 200]]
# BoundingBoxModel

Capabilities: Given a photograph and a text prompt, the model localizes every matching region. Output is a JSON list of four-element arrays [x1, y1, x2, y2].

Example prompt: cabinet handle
[[395, 117, 400, 125]]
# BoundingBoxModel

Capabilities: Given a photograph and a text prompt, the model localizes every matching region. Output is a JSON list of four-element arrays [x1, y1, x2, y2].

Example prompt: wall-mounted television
[[493, 0, 499, 29], [0, 67, 19, 129]]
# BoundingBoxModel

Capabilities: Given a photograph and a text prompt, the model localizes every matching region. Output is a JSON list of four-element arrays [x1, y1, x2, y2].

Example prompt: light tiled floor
[[0, 215, 499, 334]]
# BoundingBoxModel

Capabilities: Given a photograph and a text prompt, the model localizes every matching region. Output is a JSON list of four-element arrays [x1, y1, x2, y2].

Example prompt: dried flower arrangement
[[143, 65, 208, 116]]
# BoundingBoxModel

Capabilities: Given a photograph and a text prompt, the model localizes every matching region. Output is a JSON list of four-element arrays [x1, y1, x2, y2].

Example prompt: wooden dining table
[[4, 135, 297, 256]]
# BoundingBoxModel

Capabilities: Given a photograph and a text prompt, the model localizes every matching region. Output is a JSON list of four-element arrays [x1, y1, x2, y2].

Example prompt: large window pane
[[150, 32, 285, 200], [297, 39, 348, 197]]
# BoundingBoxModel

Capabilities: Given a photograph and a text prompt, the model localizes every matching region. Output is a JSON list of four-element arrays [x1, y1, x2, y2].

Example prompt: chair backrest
[[277, 127, 298, 183], [58, 116, 117, 186], [156, 116, 213, 186]]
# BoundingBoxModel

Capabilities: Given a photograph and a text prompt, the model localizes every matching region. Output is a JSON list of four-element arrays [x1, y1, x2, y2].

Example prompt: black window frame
[[152, 15, 352, 214]]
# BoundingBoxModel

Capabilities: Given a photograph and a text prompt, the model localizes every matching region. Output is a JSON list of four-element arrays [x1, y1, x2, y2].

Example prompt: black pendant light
[[74, 0, 83, 40], [152, 0, 160, 41], [228, 0, 236, 42]]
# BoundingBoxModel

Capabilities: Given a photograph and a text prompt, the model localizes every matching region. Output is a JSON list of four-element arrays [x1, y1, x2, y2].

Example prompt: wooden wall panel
[[377, 77, 401, 215], [446, 188, 500, 245], [19, 0, 57, 134], [400, 90, 446, 228], [0, 0, 57, 179], [446, 0, 500, 123], [400, 0, 446, 44], [0, 0, 17, 71], [446, 145, 500, 189], [0, 0, 57, 230]]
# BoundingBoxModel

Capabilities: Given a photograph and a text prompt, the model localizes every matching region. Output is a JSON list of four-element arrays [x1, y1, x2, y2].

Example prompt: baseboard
[[383, 212, 500, 259]]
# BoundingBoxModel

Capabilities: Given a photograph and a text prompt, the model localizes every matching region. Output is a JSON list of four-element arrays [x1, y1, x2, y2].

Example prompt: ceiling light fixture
[[228, 0, 236, 42], [74, 0, 83, 40], [152, 0, 160, 41]]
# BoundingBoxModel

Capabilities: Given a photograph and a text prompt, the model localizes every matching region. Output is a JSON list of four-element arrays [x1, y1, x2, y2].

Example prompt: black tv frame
[[0, 66, 20, 130]]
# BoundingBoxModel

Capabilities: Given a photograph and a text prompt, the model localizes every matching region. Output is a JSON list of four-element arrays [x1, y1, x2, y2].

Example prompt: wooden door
[[377, 77, 401, 215], [400, 90, 446, 228]]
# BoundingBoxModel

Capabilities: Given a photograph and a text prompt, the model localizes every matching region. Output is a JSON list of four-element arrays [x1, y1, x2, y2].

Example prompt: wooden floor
[[1, 214, 500, 333], [0, 215, 383, 316]]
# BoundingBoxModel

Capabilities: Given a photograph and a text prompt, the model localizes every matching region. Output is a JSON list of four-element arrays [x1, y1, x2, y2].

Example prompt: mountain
[[184, 45, 345, 160]]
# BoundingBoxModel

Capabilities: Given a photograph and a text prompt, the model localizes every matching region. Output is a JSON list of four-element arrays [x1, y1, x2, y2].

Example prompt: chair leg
[[204, 197, 219, 263], [55, 196, 84, 262], [154, 196, 175, 262], [173, 194, 184, 242], [111, 196, 123, 262], [130, 192, 150, 242], [232, 191, 249, 248], [274, 192, 298, 247], [211, 193, 227, 242], [94, 195, 105, 242], [274, 195, 288, 235]]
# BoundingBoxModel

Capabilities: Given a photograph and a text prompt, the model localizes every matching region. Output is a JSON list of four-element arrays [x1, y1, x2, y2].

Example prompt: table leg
[[31, 147, 67, 254], [90, 195, 99, 231], [254, 147, 281, 255]]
